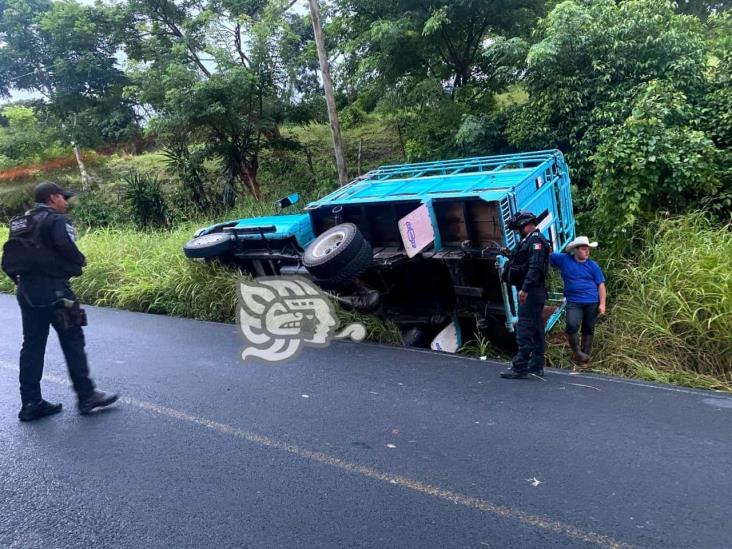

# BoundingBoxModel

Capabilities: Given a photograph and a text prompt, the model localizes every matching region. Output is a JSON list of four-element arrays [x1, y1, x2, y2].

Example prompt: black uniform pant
[[511, 290, 546, 372], [17, 292, 94, 405]]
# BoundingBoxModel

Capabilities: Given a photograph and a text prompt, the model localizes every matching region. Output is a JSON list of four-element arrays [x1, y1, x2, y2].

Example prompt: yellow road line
[[0, 362, 633, 548]]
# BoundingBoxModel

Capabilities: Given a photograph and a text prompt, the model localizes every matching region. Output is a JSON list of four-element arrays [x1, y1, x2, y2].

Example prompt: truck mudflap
[[430, 317, 463, 353]]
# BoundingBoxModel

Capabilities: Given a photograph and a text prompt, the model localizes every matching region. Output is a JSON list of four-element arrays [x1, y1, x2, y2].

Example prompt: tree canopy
[[0, 0, 137, 149]]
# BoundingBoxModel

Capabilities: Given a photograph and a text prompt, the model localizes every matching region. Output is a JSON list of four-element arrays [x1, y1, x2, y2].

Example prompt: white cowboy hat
[[565, 236, 598, 253]]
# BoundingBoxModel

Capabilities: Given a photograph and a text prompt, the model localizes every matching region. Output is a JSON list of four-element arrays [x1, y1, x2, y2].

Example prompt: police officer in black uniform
[[6, 182, 118, 421], [500, 211, 551, 379]]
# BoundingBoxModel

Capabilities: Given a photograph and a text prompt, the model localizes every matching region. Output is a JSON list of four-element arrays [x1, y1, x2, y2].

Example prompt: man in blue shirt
[[550, 236, 607, 364]]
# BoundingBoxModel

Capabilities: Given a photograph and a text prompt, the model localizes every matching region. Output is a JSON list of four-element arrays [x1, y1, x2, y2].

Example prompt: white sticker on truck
[[398, 204, 436, 258]]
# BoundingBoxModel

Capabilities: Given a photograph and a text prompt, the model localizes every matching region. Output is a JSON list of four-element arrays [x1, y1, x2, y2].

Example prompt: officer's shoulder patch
[[65, 223, 77, 242], [532, 242, 543, 250]]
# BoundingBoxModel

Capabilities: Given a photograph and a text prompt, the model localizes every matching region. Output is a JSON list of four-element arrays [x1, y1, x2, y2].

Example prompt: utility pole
[[308, 0, 348, 185]]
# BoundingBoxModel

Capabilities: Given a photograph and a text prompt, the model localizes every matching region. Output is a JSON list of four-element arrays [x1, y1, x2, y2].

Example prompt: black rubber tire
[[183, 232, 235, 259], [314, 239, 373, 290], [400, 327, 431, 348], [302, 223, 366, 279]]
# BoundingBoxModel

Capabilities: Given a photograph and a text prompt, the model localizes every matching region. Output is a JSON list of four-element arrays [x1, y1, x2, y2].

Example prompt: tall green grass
[[71, 228, 240, 321], [591, 214, 732, 391]]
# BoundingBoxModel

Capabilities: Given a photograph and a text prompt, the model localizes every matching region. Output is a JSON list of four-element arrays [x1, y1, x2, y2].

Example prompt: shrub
[[592, 82, 721, 250], [71, 189, 124, 228], [339, 105, 368, 129], [0, 186, 33, 223], [122, 172, 170, 230]]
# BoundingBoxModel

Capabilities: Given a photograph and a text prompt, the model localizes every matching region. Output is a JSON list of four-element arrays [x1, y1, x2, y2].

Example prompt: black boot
[[78, 390, 119, 415], [581, 334, 594, 361], [18, 399, 63, 422], [500, 368, 529, 379], [528, 366, 544, 377], [567, 333, 589, 363]]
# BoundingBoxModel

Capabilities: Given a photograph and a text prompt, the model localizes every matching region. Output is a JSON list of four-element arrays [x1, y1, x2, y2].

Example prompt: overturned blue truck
[[183, 150, 576, 351]]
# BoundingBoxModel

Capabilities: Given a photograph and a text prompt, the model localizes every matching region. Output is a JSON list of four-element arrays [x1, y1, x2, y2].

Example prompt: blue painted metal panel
[[306, 150, 564, 210], [422, 199, 443, 251], [545, 295, 567, 332], [231, 214, 315, 248]]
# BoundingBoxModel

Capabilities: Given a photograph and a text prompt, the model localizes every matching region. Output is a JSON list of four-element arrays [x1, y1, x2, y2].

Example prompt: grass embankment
[[546, 215, 732, 392]]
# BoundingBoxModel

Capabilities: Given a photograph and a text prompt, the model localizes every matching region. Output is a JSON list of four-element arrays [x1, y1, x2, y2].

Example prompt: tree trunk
[[72, 143, 91, 190], [238, 159, 262, 201], [308, 0, 348, 186]]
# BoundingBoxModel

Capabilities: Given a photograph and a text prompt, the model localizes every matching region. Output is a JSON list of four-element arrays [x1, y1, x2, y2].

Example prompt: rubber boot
[[581, 334, 594, 363], [567, 333, 589, 364]]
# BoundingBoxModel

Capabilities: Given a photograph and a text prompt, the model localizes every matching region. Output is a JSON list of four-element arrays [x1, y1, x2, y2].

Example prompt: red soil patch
[[0, 156, 78, 182]]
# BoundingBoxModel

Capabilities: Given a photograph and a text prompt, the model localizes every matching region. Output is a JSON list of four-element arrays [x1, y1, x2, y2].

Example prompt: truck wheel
[[401, 327, 431, 348], [183, 233, 234, 259], [303, 223, 367, 279], [314, 239, 373, 290]]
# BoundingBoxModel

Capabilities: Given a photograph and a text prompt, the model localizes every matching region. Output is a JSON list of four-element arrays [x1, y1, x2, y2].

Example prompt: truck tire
[[303, 223, 367, 279], [314, 239, 373, 290], [183, 233, 234, 259], [401, 327, 431, 348]]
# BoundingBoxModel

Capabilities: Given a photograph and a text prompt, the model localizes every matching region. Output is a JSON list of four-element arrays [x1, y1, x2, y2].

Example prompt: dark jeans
[[565, 301, 599, 336], [511, 290, 546, 372], [17, 290, 94, 405]]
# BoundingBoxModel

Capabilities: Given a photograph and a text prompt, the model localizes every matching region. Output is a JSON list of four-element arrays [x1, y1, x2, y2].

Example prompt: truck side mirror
[[277, 193, 300, 209]]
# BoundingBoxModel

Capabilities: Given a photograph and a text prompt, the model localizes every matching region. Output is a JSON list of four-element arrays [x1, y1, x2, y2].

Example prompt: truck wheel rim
[[311, 230, 346, 258]]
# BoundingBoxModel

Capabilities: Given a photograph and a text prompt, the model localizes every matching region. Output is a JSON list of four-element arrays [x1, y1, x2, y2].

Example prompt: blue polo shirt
[[550, 253, 606, 303]]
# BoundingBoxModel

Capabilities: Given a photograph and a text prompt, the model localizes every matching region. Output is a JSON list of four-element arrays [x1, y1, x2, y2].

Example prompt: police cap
[[35, 181, 76, 203], [507, 210, 538, 231]]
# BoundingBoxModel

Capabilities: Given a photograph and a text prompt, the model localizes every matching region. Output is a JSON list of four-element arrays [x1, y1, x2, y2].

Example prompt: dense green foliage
[[330, 0, 540, 159], [2, 0, 730, 235], [0, 0, 139, 158], [506, 1, 732, 247], [0, 106, 65, 169]]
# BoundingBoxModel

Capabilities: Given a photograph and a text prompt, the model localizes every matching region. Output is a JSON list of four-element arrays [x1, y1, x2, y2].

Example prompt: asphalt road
[[0, 293, 731, 549]]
